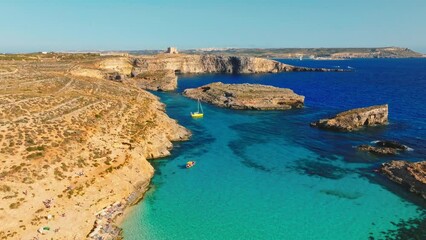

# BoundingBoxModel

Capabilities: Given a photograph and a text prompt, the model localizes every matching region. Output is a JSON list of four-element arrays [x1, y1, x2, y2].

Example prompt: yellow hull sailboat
[[191, 98, 204, 118]]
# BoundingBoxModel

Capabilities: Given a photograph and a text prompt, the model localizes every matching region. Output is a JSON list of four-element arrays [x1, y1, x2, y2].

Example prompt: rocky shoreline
[[357, 140, 409, 156], [183, 82, 304, 110], [379, 160, 426, 200], [87, 177, 152, 240]]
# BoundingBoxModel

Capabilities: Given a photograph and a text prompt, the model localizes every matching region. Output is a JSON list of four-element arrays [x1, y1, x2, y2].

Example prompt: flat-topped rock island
[[311, 104, 389, 131], [183, 82, 304, 110]]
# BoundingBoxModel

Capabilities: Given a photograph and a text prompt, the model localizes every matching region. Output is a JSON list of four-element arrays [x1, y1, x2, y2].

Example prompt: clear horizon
[[1, 0, 426, 53]]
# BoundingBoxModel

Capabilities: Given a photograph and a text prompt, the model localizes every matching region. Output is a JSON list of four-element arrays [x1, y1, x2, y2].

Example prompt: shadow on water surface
[[227, 120, 283, 173]]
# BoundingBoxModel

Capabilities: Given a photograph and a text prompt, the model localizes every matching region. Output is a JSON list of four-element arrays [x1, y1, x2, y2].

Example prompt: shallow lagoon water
[[122, 59, 426, 239]]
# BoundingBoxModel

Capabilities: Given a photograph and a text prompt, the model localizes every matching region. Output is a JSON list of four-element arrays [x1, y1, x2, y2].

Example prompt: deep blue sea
[[122, 59, 426, 240]]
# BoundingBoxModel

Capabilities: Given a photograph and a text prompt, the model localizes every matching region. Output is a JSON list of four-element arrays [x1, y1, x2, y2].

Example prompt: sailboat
[[191, 98, 204, 118]]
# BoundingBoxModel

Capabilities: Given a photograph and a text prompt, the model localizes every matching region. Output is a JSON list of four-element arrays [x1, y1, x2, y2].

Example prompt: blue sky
[[1, 0, 425, 53]]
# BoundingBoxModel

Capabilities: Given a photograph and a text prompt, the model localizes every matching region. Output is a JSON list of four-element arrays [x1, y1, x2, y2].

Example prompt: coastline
[[119, 59, 426, 239], [87, 169, 154, 240], [0, 56, 191, 239], [2, 54, 425, 239]]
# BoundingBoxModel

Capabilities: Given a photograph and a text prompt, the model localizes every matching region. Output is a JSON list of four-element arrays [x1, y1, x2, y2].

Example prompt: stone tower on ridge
[[166, 47, 178, 54]]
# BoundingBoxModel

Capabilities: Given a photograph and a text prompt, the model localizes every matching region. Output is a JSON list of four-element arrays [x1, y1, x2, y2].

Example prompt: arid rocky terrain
[[0, 53, 190, 239]]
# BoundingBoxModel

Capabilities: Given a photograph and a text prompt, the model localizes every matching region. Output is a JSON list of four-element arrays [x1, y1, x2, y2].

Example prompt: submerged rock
[[183, 82, 304, 110], [375, 140, 408, 151], [310, 104, 388, 131], [379, 160, 426, 200], [357, 140, 409, 156], [357, 145, 398, 155]]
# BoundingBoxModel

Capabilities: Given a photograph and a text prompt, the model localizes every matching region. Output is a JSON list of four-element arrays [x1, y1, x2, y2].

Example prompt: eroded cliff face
[[311, 104, 388, 131], [131, 54, 304, 74], [131, 70, 177, 91], [379, 160, 426, 200], [130, 53, 341, 74], [183, 82, 304, 110], [69, 54, 341, 91]]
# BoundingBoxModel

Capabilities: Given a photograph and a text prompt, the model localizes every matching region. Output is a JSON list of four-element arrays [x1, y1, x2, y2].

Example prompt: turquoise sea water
[[122, 59, 426, 239]]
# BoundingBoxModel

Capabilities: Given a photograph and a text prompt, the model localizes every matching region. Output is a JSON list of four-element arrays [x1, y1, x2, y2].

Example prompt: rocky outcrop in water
[[375, 140, 408, 151], [310, 104, 388, 131], [357, 140, 409, 155], [183, 82, 304, 110], [357, 145, 398, 155], [379, 160, 426, 200]]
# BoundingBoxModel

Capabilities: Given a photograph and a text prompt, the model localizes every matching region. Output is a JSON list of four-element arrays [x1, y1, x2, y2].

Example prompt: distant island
[[127, 47, 424, 59]]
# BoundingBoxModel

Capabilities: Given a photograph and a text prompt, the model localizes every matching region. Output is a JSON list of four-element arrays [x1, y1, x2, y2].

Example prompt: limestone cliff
[[311, 104, 388, 131], [131, 54, 338, 75], [379, 160, 426, 200], [70, 54, 342, 91], [183, 82, 304, 110]]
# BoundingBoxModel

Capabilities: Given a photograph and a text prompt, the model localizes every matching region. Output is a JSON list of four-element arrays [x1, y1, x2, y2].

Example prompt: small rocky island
[[358, 140, 409, 155], [183, 82, 304, 110], [379, 160, 426, 200], [310, 104, 388, 131]]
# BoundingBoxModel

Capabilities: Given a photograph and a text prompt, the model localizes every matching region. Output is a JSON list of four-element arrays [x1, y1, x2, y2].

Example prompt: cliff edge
[[68, 53, 343, 91], [129, 54, 342, 91]]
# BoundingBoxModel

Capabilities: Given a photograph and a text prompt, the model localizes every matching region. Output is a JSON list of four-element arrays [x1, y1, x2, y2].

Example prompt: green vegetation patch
[[26, 145, 45, 152]]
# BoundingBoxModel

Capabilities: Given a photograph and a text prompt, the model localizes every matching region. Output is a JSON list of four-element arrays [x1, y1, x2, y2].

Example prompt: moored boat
[[191, 99, 204, 118], [186, 161, 196, 168]]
